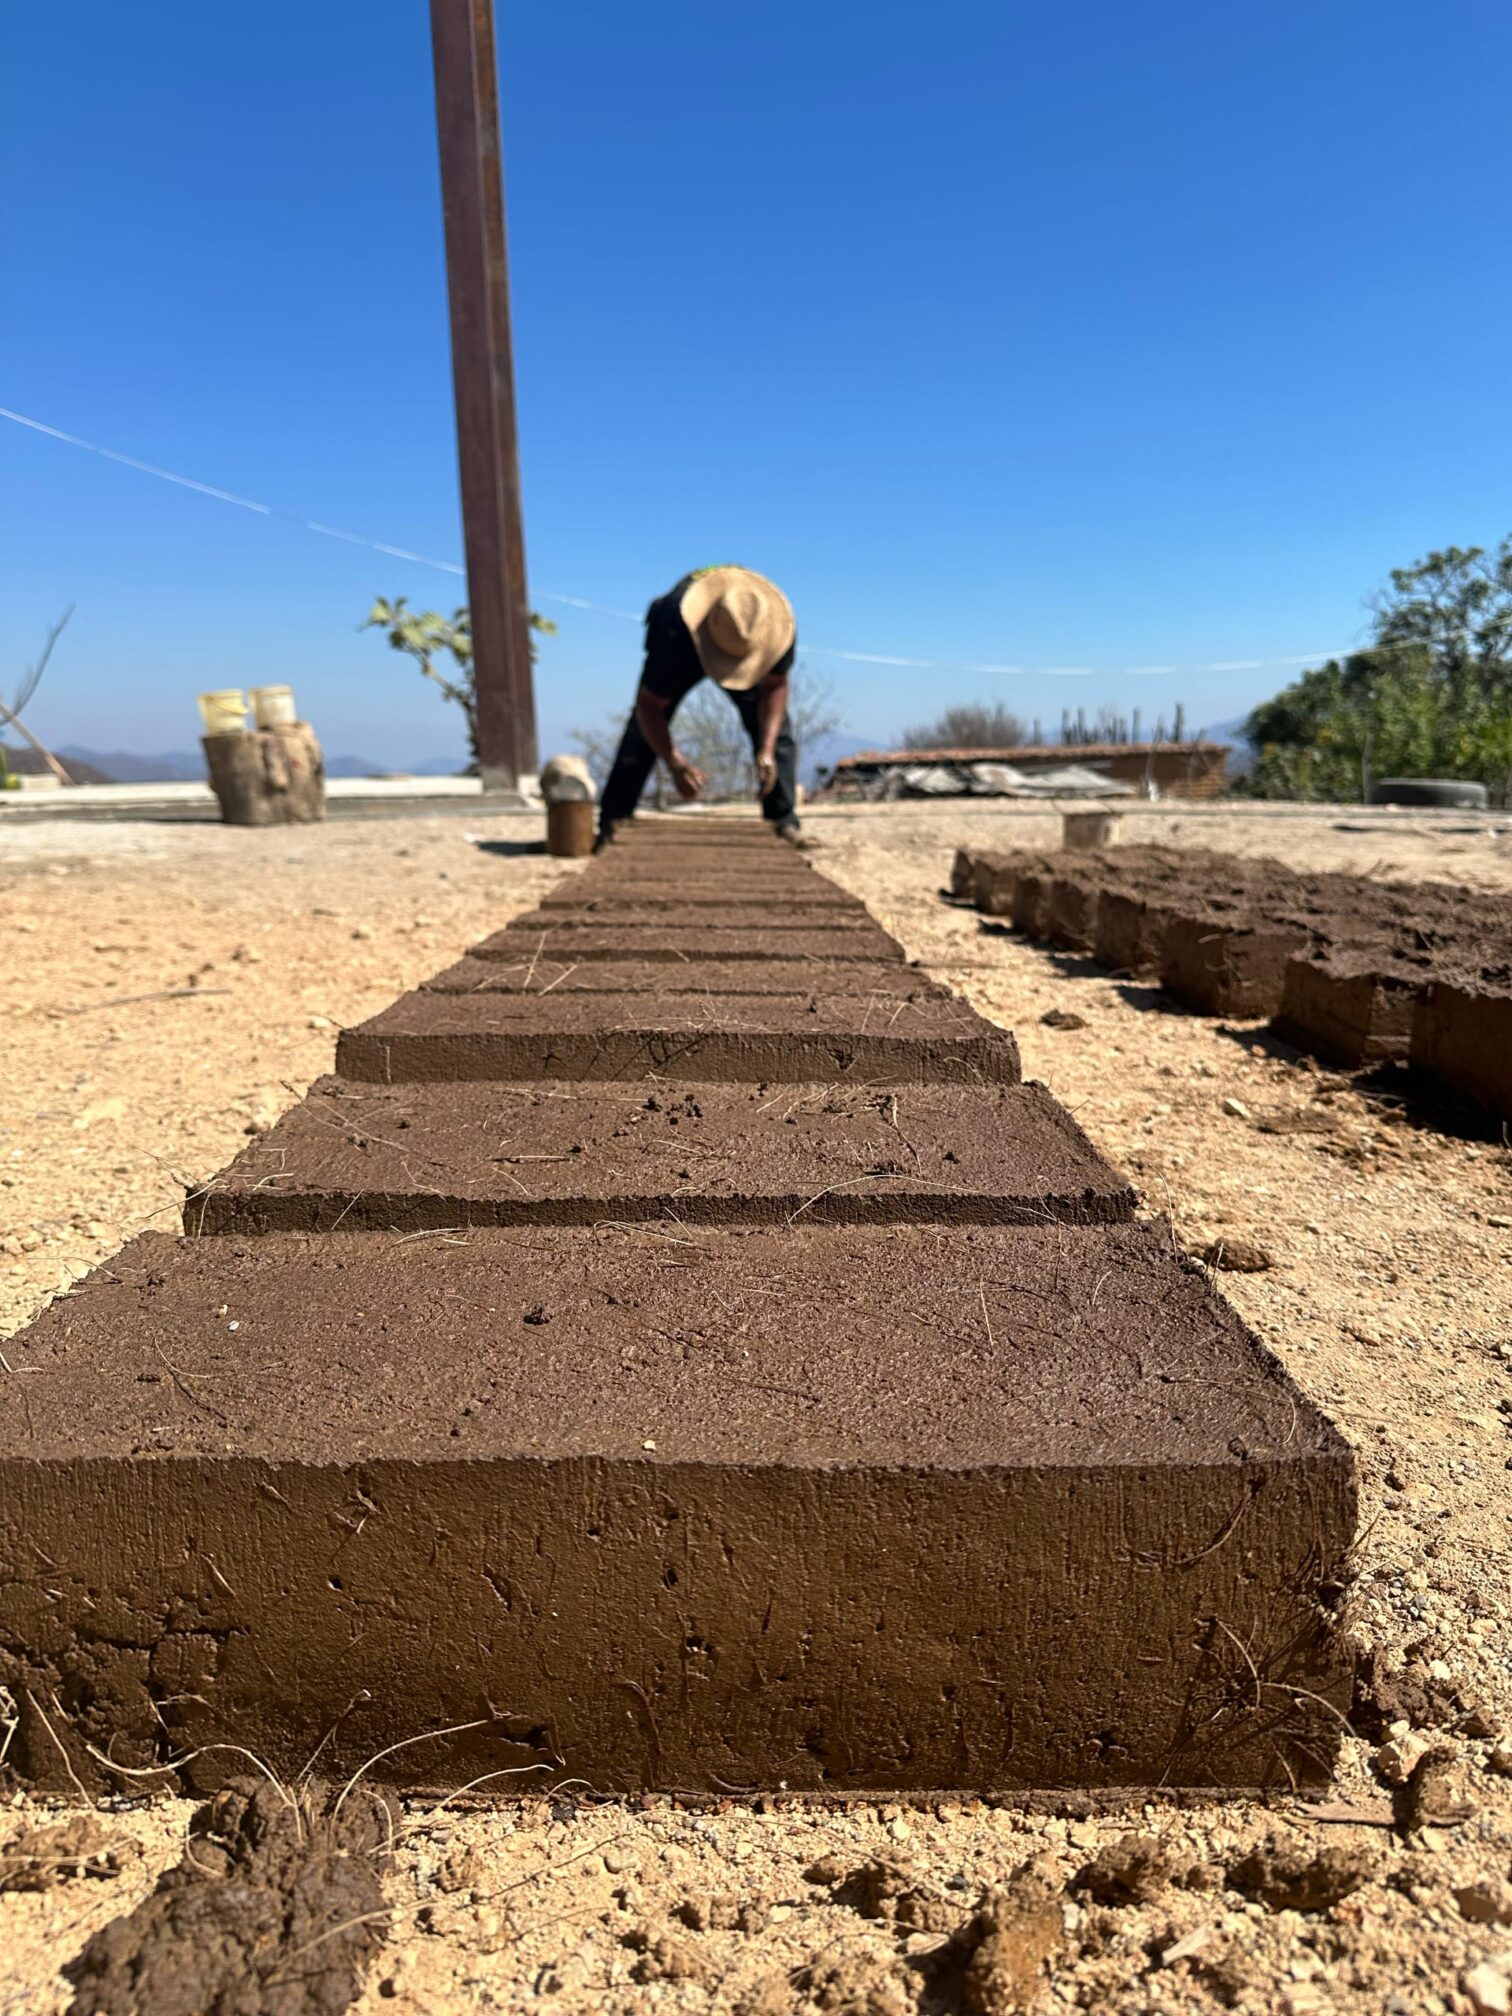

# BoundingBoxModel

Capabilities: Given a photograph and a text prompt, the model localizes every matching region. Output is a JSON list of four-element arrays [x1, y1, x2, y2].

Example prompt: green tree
[[1243, 537, 1512, 802], [361, 598, 557, 764]]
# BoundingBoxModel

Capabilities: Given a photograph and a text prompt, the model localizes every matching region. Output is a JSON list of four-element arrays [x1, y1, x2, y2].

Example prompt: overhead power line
[[1, 402, 1388, 681]]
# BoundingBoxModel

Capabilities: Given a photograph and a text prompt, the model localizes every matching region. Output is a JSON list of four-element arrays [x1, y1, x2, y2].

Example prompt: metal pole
[[429, 0, 538, 795]]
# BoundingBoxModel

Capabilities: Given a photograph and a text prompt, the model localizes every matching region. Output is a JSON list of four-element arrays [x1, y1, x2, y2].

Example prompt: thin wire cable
[[1, 401, 1395, 680]]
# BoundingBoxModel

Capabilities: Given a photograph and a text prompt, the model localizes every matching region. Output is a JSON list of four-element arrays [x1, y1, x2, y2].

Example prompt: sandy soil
[[3, 800, 1511, 2016]]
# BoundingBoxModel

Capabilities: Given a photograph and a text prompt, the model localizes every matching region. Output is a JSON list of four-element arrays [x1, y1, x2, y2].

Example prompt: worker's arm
[[752, 667, 790, 796], [634, 684, 706, 799]]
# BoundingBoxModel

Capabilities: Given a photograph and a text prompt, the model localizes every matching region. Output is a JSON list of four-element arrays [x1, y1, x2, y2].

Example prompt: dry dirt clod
[[736, 1974, 796, 2016], [1352, 1644, 1457, 1739], [1039, 1008, 1087, 1031], [62, 1777, 393, 2016], [1464, 1962, 1512, 2016], [1374, 1726, 1433, 1785], [0, 1815, 123, 1893], [1398, 1747, 1480, 1831], [1455, 1878, 1512, 1925], [1224, 1836, 1376, 1913], [804, 1955, 914, 2016], [436, 1839, 489, 1895], [822, 1854, 963, 1935], [676, 1892, 770, 1933], [805, 1851, 849, 1887], [814, 1857, 926, 1923], [1199, 1236, 1273, 1273], [630, 1932, 711, 1985], [945, 1866, 1063, 2015], [1072, 1832, 1172, 1906], [1459, 1704, 1503, 1741]]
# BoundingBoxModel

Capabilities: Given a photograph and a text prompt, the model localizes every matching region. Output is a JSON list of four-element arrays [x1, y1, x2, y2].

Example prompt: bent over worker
[[598, 566, 800, 843]]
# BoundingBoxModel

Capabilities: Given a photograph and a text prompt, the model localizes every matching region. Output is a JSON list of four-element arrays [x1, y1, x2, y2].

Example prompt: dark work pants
[[598, 679, 798, 835]]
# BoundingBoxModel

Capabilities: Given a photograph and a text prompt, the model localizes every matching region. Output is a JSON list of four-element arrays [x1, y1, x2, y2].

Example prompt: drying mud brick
[[336, 990, 1021, 1086], [470, 922, 905, 965], [1409, 979, 1512, 1121], [1094, 891, 1178, 978], [1012, 868, 1057, 939], [421, 956, 940, 998], [568, 846, 830, 874], [1044, 874, 1104, 952], [0, 1221, 1354, 1797], [559, 877, 850, 907], [540, 893, 868, 918], [604, 833, 779, 856], [1161, 914, 1312, 1019], [193, 1078, 1134, 1234], [1273, 954, 1423, 1068], [501, 904, 882, 936], [975, 853, 1048, 918]]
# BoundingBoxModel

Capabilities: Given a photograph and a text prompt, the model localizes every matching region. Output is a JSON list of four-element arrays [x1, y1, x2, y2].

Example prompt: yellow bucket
[[198, 689, 249, 735]]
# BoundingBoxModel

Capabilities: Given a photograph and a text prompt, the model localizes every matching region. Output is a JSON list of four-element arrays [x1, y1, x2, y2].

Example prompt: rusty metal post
[[429, 0, 538, 796]]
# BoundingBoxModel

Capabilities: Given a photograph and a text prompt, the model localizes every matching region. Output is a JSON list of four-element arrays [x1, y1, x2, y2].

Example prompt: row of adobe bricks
[[0, 818, 1355, 1800], [953, 843, 1512, 1122]]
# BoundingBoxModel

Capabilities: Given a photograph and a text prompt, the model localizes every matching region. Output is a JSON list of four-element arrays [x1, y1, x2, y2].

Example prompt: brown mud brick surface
[[335, 988, 1022, 1086], [471, 920, 906, 964], [537, 884, 864, 913], [500, 904, 885, 936], [1044, 872, 1103, 950], [566, 847, 835, 875], [193, 1077, 1136, 1233], [557, 876, 851, 906], [420, 954, 942, 998], [1094, 888, 1177, 977], [1011, 866, 1058, 938], [1160, 914, 1312, 1018], [0, 1220, 1353, 1798], [1410, 979, 1512, 1121], [950, 843, 982, 895], [972, 850, 1046, 914], [11, 803, 1512, 2013], [1273, 953, 1424, 1068]]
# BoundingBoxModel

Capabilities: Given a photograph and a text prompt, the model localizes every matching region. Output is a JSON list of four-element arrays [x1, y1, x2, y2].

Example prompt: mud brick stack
[[958, 842, 1512, 1116], [2, 820, 1354, 1801]]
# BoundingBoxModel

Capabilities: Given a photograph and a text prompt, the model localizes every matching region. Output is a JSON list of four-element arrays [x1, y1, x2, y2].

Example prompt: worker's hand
[[755, 753, 778, 798], [670, 756, 706, 801]]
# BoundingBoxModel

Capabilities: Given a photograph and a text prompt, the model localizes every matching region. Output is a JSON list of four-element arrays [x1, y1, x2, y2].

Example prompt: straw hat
[[679, 567, 796, 692]]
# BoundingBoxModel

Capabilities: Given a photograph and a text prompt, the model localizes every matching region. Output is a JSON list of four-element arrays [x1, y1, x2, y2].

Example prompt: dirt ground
[[3, 799, 1511, 2016]]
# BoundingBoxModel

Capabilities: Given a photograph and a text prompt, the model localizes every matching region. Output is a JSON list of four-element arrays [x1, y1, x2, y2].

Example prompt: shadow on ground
[[472, 838, 547, 859]]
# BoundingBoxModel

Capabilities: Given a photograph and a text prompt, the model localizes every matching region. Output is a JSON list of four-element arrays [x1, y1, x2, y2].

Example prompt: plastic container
[[250, 684, 298, 729], [1063, 810, 1119, 851], [198, 689, 249, 735], [539, 752, 595, 804], [547, 800, 596, 857]]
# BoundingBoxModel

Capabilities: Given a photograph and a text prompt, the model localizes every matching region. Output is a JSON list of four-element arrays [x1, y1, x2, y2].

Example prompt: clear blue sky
[[5, 1, 1511, 768]]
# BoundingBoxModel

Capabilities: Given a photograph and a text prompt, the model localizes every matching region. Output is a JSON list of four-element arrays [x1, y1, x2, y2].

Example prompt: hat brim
[[680, 568, 795, 692]]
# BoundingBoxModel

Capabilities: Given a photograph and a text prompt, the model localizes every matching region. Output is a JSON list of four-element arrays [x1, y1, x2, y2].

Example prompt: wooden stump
[[203, 725, 326, 826]]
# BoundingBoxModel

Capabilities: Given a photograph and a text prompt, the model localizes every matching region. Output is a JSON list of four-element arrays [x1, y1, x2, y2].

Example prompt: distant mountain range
[[801, 730, 876, 785], [30, 745, 469, 783]]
